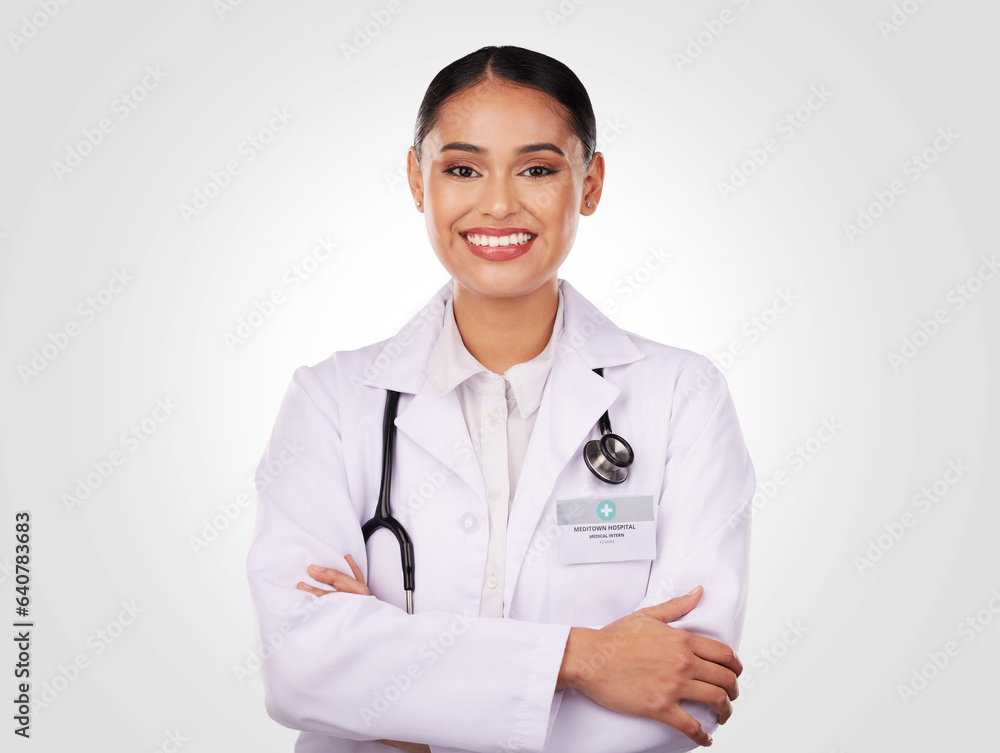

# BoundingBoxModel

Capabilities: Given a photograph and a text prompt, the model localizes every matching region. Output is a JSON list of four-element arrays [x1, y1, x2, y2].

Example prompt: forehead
[[427, 81, 579, 155]]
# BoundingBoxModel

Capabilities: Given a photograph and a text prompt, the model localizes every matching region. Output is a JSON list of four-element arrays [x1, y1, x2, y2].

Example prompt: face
[[407, 80, 604, 301]]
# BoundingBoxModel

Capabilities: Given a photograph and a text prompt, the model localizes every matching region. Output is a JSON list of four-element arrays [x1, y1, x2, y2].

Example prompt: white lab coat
[[246, 277, 755, 753]]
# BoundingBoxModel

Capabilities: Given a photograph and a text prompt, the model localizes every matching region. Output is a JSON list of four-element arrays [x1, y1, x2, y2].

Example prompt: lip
[[460, 227, 535, 262], [462, 226, 534, 237]]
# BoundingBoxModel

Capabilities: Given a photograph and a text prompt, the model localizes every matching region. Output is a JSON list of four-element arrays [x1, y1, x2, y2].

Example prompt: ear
[[407, 146, 424, 210], [581, 151, 605, 215]]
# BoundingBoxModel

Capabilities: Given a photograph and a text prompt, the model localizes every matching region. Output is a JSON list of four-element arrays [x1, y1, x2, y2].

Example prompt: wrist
[[555, 626, 598, 692]]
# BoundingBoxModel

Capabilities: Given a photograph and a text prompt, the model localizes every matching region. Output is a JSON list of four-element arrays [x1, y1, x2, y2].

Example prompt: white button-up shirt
[[425, 287, 565, 618]]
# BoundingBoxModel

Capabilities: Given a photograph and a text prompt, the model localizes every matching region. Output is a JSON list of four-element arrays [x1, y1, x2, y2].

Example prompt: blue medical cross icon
[[597, 500, 617, 521]]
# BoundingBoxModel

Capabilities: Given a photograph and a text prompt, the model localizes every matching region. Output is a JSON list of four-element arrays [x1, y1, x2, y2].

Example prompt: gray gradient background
[[1, 0, 997, 750]]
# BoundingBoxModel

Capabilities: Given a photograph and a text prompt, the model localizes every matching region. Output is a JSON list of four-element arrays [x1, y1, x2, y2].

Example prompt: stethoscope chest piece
[[582, 367, 634, 485]]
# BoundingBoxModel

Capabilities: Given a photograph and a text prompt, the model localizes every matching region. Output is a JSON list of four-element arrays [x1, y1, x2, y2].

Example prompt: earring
[[586, 202, 592, 207], [416, 201, 421, 207]]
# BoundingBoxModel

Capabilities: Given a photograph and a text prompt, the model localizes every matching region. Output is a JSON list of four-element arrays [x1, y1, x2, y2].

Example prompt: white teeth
[[465, 232, 533, 247]]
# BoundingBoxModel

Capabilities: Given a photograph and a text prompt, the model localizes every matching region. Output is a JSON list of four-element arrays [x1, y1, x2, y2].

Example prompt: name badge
[[556, 495, 656, 564]]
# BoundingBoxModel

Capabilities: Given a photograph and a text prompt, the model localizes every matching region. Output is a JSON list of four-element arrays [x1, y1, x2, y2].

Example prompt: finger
[[309, 565, 370, 595], [345, 554, 367, 586], [308, 564, 341, 587], [683, 678, 734, 723], [688, 635, 743, 677], [646, 586, 704, 624], [690, 655, 741, 701], [660, 706, 712, 747], [297, 581, 334, 597]]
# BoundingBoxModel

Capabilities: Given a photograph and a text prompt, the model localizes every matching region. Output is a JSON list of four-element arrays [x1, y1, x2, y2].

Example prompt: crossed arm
[[251, 356, 754, 752], [297, 556, 743, 752]]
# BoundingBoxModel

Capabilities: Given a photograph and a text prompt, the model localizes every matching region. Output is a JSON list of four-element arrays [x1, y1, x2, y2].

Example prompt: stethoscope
[[361, 367, 633, 614]]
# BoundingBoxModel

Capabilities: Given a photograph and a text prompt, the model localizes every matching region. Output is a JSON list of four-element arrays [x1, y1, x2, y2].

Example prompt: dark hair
[[413, 45, 597, 169]]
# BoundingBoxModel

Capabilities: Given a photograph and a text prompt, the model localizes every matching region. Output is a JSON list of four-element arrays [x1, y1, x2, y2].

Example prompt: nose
[[478, 173, 518, 218]]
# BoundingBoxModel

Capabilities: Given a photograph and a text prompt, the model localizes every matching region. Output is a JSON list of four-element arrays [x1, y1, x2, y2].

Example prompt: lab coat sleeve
[[542, 355, 756, 753], [246, 364, 572, 753]]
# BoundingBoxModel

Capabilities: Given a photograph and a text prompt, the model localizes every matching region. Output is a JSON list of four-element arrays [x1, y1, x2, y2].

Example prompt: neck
[[452, 278, 559, 375]]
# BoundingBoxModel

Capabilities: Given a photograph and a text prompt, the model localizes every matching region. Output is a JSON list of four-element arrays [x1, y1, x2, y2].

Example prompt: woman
[[247, 45, 755, 753]]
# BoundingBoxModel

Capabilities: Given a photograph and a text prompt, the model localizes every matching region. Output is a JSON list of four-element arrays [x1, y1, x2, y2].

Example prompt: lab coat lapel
[[393, 382, 486, 502], [502, 280, 646, 611], [360, 279, 485, 501]]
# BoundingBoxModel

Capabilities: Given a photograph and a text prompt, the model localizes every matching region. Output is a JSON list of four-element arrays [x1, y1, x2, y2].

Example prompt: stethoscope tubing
[[360, 367, 633, 614], [361, 389, 415, 612]]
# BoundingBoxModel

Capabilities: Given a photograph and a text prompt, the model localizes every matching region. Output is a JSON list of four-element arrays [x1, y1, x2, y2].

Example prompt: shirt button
[[459, 513, 480, 533], [488, 488, 502, 500], [488, 408, 499, 422], [486, 574, 499, 589]]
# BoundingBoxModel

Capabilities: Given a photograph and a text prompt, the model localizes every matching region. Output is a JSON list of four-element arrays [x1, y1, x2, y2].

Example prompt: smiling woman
[[246, 45, 756, 753]]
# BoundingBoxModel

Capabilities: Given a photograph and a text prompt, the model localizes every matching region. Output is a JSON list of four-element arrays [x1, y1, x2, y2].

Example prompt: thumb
[[646, 585, 704, 624]]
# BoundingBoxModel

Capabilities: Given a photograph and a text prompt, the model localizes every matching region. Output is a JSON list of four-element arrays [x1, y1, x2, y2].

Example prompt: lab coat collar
[[359, 277, 644, 394], [424, 286, 566, 420]]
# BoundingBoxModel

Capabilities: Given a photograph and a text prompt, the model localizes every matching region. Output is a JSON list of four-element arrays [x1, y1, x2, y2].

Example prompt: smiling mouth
[[462, 232, 535, 248]]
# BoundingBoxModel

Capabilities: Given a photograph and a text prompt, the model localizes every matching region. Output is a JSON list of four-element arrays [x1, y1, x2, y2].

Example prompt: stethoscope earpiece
[[582, 368, 634, 484]]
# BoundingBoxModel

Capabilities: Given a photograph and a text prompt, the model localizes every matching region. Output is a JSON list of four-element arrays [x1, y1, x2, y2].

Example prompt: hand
[[556, 585, 742, 748], [296, 554, 371, 597]]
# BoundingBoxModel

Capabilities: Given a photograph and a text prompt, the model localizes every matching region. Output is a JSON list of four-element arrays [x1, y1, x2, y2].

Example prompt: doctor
[[247, 45, 755, 753]]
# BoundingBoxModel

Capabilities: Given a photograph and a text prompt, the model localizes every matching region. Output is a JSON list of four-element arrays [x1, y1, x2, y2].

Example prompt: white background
[[1, 0, 997, 750]]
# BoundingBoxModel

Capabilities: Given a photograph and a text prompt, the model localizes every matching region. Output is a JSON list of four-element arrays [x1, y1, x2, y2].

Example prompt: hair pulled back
[[413, 45, 597, 170]]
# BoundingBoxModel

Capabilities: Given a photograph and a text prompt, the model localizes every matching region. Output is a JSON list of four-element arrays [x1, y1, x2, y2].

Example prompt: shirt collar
[[425, 287, 565, 419]]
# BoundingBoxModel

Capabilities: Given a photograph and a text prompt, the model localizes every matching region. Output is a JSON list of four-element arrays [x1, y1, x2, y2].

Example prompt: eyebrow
[[438, 141, 567, 158]]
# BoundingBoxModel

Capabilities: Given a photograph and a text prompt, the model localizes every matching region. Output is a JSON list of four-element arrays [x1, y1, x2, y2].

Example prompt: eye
[[522, 165, 557, 178], [443, 164, 479, 179]]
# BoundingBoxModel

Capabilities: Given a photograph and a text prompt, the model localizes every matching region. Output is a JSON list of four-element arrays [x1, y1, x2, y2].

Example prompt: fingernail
[[309, 565, 326, 573], [686, 585, 702, 596]]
